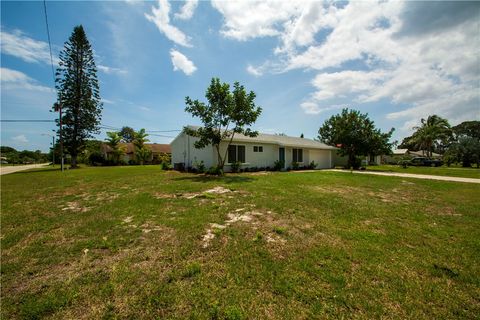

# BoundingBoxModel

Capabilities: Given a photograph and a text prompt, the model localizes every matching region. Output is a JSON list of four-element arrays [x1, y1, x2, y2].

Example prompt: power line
[[1, 120, 179, 137], [43, 0, 57, 91], [1, 120, 55, 123], [146, 130, 181, 132]]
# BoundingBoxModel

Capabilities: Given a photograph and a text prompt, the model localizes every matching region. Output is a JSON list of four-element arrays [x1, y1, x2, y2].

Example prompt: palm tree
[[133, 128, 149, 150], [133, 128, 151, 164], [105, 132, 125, 164], [408, 115, 451, 157]]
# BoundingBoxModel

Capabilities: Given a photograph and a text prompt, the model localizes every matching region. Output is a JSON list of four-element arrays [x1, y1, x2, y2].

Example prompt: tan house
[[101, 143, 171, 163]]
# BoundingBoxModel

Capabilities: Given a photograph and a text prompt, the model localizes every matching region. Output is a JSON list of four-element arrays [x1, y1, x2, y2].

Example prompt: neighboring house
[[101, 143, 171, 163], [171, 126, 337, 171], [384, 148, 441, 164]]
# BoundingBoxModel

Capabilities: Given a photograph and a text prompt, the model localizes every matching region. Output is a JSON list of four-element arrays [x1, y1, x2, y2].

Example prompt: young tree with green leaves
[[55, 25, 102, 168], [184, 78, 262, 172], [318, 108, 394, 169]]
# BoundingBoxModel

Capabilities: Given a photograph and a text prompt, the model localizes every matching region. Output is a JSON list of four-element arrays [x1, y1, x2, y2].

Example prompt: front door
[[279, 147, 285, 167]]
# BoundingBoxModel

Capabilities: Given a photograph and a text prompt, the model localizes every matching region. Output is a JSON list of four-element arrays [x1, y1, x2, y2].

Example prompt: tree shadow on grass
[[9, 168, 59, 175], [172, 174, 256, 184]]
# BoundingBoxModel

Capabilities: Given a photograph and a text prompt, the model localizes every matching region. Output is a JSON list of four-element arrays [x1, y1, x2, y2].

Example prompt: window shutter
[[299, 149, 303, 162], [238, 146, 246, 163], [293, 149, 297, 162], [228, 145, 236, 163]]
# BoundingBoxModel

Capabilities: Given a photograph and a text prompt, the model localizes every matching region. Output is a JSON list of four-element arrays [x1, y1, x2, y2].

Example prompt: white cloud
[[97, 65, 128, 75], [0, 28, 59, 65], [138, 106, 151, 112], [101, 98, 115, 104], [174, 0, 198, 20], [300, 102, 345, 115], [12, 134, 28, 144], [170, 49, 197, 75], [213, 1, 480, 131], [211, 1, 305, 41], [145, 0, 192, 47], [246, 64, 262, 77], [1, 67, 53, 92]]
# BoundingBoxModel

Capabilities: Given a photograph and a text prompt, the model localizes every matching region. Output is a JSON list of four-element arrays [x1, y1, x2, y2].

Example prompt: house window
[[228, 145, 246, 163], [253, 146, 263, 152], [293, 148, 303, 162]]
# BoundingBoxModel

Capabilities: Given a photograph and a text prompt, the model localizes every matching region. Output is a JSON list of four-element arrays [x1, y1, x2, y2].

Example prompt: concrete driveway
[[326, 169, 480, 184], [0, 163, 50, 175]]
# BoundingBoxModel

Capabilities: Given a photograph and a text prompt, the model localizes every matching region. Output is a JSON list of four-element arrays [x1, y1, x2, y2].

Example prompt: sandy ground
[[0, 163, 50, 175], [325, 169, 480, 184]]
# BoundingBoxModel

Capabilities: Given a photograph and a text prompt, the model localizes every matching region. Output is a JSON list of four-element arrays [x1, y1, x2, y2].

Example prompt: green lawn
[[1, 166, 479, 319], [366, 164, 480, 179]]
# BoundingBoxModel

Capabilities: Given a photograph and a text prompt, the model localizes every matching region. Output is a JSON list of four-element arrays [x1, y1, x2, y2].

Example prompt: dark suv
[[410, 157, 443, 167]]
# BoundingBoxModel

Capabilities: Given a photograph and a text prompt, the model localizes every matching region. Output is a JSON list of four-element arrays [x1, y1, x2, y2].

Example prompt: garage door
[[309, 149, 331, 168]]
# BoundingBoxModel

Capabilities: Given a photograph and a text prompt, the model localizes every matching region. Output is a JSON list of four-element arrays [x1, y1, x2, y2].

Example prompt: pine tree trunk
[[71, 154, 78, 168]]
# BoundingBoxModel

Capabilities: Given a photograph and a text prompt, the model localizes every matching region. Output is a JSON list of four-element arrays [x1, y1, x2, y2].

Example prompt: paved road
[[325, 169, 480, 184], [0, 163, 50, 175]]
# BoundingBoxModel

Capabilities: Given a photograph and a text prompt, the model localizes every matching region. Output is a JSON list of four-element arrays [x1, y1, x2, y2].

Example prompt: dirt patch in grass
[[202, 210, 267, 248], [314, 185, 414, 203], [154, 186, 248, 200], [426, 206, 462, 217], [61, 201, 90, 212]]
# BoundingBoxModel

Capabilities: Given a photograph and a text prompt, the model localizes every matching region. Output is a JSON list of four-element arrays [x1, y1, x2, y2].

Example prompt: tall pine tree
[[55, 25, 102, 168]]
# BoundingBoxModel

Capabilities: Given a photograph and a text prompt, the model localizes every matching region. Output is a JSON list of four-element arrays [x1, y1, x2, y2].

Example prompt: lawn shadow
[[173, 174, 256, 184], [10, 167, 61, 175]]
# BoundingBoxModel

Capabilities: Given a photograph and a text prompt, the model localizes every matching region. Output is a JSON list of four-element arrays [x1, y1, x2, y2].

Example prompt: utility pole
[[54, 101, 64, 172]]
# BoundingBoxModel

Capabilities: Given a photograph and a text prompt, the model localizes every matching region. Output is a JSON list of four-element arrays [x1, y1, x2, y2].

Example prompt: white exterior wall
[[171, 133, 216, 168], [219, 141, 279, 171]]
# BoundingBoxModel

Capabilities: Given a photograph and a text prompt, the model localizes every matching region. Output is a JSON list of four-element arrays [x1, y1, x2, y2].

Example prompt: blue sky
[[1, 0, 479, 152]]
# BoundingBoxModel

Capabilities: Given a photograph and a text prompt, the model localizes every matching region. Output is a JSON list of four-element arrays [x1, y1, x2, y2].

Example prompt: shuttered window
[[228, 145, 237, 163], [293, 149, 303, 162], [228, 145, 246, 163], [238, 145, 245, 163]]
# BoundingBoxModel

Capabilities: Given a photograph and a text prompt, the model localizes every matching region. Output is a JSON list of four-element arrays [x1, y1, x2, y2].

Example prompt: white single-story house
[[171, 126, 337, 171]]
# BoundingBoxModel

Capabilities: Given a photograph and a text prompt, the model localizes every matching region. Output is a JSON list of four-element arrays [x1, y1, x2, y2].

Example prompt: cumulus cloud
[[170, 49, 197, 75], [246, 64, 262, 77], [145, 0, 192, 47], [211, 0, 304, 41], [1, 67, 53, 92], [174, 0, 198, 20], [12, 134, 28, 144], [212, 1, 480, 131]]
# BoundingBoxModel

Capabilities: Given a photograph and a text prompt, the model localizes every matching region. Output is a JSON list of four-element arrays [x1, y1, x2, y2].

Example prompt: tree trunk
[[71, 154, 78, 168], [347, 153, 358, 169], [215, 144, 224, 173]]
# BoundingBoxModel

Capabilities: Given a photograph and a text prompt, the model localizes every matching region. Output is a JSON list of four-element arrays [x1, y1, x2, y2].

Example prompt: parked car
[[409, 157, 443, 167]]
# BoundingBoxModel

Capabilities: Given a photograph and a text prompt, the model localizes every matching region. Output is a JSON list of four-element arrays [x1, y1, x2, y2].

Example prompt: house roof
[[102, 143, 171, 154], [184, 126, 337, 150], [392, 148, 408, 155], [391, 149, 441, 157]]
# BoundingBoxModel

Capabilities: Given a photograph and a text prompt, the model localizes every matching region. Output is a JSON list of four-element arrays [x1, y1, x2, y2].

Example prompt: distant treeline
[[0, 146, 50, 164]]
